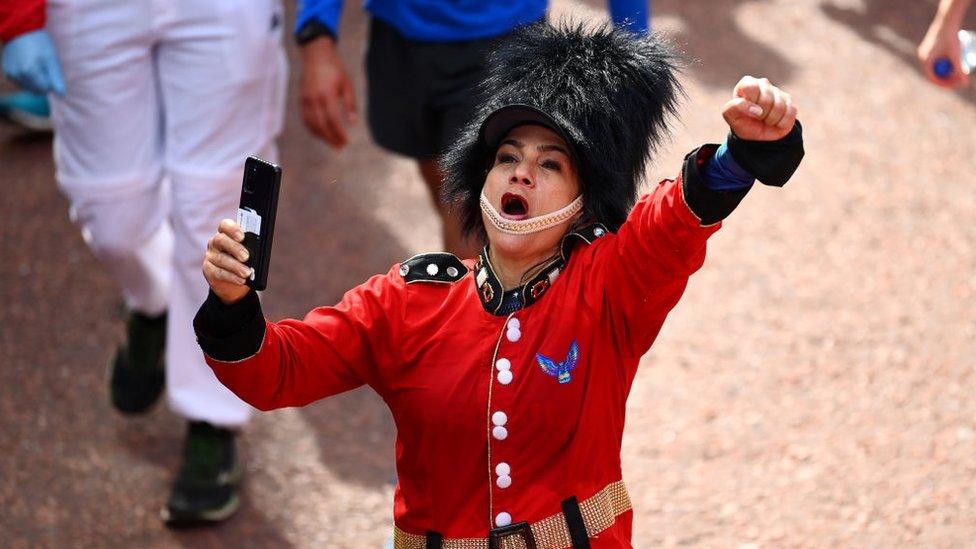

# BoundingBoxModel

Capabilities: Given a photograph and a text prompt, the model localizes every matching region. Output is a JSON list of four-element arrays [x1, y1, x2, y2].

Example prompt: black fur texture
[[441, 21, 684, 241]]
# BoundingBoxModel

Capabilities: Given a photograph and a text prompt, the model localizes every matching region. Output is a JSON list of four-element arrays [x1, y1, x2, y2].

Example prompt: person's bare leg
[[418, 158, 480, 258]]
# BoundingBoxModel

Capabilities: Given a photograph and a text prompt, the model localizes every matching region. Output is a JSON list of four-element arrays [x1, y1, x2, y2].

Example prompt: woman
[[196, 22, 803, 548]]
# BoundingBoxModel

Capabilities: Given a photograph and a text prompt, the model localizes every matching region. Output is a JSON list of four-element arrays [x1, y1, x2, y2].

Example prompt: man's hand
[[918, 19, 970, 88], [722, 76, 797, 142], [300, 36, 358, 148], [918, 0, 973, 88], [203, 220, 253, 305], [2, 30, 66, 95]]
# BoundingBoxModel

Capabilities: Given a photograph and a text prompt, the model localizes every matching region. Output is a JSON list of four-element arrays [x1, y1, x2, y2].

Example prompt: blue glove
[[2, 30, 65, 95]]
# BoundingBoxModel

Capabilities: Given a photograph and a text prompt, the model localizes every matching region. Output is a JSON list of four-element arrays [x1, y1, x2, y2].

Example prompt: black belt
[[425, 496, 590, 549]]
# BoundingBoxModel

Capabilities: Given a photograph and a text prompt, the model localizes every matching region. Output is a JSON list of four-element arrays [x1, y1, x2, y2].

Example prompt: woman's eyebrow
[[501, 139, 568, 156], [539, 144, 570, 156]]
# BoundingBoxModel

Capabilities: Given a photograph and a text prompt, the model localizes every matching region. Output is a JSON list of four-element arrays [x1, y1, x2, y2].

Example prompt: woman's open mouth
[[500, 193, 529, 220]]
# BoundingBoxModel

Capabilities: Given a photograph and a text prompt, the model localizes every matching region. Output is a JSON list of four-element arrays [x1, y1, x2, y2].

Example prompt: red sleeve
[[595, 172, 720, 358], [0, 0, 45, 42], [205, 266, 404, 411]]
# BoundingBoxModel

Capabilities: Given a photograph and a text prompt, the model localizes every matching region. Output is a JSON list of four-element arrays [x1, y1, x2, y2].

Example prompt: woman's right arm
[[196, 220, 402, 410]]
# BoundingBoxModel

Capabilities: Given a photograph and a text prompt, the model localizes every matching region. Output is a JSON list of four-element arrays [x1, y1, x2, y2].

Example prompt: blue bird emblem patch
[[536, 340, 579, 384]]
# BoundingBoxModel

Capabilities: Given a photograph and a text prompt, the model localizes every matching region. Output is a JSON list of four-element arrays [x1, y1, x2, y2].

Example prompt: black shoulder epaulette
[[559, 222, 610, 260], [398, 252, 469, 284]]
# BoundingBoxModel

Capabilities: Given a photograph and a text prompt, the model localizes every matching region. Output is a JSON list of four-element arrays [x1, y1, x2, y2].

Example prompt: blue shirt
[[296, 0, 649, 42]]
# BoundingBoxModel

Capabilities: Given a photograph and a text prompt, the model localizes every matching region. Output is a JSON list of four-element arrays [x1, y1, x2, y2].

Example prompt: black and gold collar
[[474, 222, 609, 316]]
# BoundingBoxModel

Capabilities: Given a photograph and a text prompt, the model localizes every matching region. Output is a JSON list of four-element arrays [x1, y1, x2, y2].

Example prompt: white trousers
[[46, 0, 287, 427]]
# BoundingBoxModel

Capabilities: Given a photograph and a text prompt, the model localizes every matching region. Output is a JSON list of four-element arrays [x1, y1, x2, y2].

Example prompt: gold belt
[[393, 480, 631, 549]]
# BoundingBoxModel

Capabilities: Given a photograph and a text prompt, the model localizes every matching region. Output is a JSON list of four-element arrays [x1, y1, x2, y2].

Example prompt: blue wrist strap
[[702, 140, 755, 191]]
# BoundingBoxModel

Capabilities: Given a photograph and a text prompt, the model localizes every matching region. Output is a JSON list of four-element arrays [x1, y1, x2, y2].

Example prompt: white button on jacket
[[497, 370, 513, 385], [491, 411, 507, 426]]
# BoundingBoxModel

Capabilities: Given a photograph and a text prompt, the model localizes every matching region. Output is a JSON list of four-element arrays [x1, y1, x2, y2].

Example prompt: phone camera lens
[[244, 166, 256, 194]]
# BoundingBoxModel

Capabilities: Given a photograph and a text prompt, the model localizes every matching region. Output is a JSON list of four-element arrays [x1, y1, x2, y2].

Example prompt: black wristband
[[193, 290, 266, 362], [295, 19, 336, 46], [726, 120, 804, 187], [681, 144, 751, 226]]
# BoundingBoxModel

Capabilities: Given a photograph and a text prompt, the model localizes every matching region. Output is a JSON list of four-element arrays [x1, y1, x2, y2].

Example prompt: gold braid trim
[[393, 480, 631, 549]]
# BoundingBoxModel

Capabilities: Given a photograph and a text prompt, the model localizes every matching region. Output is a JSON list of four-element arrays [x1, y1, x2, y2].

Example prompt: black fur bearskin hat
[[442, 21, 684, 241]]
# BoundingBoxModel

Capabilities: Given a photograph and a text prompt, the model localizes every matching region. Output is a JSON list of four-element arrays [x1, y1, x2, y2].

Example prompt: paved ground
[[2, 0, 976, 547]]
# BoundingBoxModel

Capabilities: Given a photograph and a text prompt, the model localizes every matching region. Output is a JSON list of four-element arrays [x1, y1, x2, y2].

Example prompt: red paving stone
[[2, 1, 976, 547]]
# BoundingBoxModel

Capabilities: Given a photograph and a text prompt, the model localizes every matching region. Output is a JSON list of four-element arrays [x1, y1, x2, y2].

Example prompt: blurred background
[[2, 0, 976, 546]]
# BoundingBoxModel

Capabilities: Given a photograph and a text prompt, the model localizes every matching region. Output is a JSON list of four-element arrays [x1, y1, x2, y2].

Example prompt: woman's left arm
[[598, 76, 804, 355]]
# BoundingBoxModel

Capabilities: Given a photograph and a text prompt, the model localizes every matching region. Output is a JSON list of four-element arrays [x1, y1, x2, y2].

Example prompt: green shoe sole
[[160, 492, 240, 527]]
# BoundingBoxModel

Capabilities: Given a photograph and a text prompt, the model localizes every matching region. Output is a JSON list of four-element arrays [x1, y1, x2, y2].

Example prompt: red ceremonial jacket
[[195, 146, 750, 547]]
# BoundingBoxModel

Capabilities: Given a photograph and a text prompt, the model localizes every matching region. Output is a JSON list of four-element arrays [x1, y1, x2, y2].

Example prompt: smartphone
[[236, 156, 281, 291]]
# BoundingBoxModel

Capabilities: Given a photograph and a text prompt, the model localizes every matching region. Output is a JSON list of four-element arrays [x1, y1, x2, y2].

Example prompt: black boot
[[107, 310, 166, 414], [161, 421, 243, 526]]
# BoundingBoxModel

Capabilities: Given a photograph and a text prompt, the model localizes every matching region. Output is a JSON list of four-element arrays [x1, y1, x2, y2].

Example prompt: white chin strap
[[480, 192, 584, 236]]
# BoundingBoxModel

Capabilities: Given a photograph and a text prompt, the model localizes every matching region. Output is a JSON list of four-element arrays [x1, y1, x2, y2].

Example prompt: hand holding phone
[[202, 157, 281, 303]]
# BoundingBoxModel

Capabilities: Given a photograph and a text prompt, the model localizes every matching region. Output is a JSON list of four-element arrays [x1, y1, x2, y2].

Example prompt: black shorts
[[366, 18, 504, 160]]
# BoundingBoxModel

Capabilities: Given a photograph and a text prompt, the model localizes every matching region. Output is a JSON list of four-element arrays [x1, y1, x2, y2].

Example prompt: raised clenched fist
[[722, 76, 798, 142]]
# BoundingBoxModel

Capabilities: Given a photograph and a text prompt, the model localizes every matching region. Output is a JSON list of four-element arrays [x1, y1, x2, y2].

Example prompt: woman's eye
[[541, 160, 561, 171], [497, 153, 518, 164]]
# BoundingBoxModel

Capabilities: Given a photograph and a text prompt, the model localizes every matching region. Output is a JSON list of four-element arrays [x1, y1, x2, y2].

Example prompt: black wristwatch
[[295, 19, 336, 45]]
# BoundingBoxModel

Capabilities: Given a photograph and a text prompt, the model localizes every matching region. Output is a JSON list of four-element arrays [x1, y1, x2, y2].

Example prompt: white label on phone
[[237, 207, 262, 236]]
